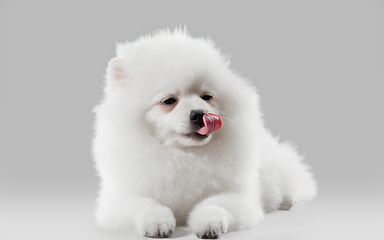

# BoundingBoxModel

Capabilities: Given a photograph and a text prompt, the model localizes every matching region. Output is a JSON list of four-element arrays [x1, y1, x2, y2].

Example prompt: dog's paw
[[279, 196, 296, 211], [188, 206, 231, 239], [143, 221, 175, 238], [195, 223, 224, 239], [136, 205, 176, 238]]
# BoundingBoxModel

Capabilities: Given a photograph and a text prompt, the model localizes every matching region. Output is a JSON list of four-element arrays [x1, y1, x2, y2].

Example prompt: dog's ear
[[107, 56, 129, 86]]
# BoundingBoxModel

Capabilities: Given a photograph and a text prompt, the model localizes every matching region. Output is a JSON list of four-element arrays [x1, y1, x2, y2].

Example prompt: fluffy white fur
[[92, 28, 317, 239]]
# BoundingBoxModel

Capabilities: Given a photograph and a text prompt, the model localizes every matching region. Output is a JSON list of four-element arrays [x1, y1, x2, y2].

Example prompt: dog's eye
[[162, 98, 177, 105], [201, 94, 213, 101]]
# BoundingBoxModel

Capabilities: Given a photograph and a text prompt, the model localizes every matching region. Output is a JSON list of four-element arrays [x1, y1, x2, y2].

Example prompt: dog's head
[[103, 30, 249, 147], [144, 82, 222, 147]]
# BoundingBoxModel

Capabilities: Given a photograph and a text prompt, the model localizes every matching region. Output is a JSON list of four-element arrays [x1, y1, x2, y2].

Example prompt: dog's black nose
[[190, 110, 205, 128]]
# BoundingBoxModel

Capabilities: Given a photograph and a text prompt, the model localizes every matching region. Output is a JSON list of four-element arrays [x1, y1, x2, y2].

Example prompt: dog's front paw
[[188, 206, 231, 239], [143, 221, 175, 238], [136, 205, 176, 238]]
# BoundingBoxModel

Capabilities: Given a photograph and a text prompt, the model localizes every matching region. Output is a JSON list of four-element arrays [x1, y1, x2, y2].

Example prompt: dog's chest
[[139, 155, 236, 223], [148, 158, 232, 225], [146, 158, 230, 196]]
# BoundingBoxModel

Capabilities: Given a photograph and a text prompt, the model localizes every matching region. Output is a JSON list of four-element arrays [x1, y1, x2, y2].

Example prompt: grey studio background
[[1, 0, 383, 239]]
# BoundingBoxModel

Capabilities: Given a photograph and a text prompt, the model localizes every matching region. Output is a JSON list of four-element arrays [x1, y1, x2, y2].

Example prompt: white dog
[[92, 29, 317, 239]]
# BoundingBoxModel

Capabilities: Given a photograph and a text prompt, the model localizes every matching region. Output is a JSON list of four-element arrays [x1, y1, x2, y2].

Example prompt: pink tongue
[[196, 113, 223, 135]]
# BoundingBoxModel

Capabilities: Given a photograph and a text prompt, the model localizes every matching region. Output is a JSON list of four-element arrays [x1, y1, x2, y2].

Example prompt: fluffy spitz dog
[[93, 29, 316, 239]]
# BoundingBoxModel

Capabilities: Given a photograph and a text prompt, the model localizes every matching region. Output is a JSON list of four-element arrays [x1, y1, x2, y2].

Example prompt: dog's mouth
[[196, 113, 223, 136], [180, 113, 223, 142], [182, 132, 209, 141]]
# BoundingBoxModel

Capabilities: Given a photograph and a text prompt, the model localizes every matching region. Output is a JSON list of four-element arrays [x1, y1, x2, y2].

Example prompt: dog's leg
[[95, 184, 176, 238], [135, 202, 176, 238], [188, 193, 264, 239], [259, 131, 317, 212]]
